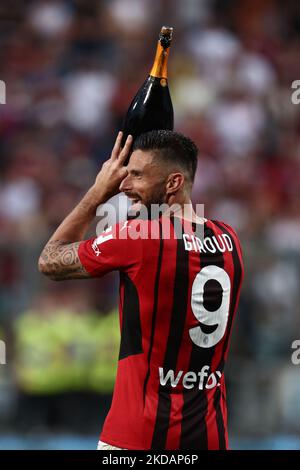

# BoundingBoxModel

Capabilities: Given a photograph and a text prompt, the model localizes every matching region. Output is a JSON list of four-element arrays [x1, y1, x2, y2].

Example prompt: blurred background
[[0, 0, 300, 450]]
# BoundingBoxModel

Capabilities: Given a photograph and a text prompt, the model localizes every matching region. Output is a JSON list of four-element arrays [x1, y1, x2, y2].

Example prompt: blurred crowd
[[0, 0, 300, 441]]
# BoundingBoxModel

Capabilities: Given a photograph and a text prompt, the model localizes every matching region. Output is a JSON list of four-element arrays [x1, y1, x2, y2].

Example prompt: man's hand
[[92, 132, 133, 201], [38, 131, 133, 281]]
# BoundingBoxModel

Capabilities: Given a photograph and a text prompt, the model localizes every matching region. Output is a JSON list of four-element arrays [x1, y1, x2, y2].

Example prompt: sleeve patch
[[91, 227, 113, 256]]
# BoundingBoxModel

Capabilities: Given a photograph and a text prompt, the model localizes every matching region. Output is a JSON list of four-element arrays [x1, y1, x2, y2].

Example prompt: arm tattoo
[[39, 240, 90, 280]]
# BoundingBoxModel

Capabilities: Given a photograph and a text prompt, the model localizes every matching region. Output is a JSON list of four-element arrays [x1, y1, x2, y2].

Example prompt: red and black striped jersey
[[78, 216, 244, 450]]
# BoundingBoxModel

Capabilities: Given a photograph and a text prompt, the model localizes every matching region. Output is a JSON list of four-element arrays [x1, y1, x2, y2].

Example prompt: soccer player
[[39, 130, 244, 450]]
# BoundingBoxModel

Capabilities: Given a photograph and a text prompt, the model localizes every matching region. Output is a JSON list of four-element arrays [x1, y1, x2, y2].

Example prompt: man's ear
[[166, 173, 185, 195]]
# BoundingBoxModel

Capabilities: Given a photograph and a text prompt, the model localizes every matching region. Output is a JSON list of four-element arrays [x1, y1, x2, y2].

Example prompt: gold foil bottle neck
[[150, 26, 173, 79]]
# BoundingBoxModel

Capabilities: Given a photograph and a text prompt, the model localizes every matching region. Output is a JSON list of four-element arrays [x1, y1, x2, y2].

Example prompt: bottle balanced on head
[[121, 26, 174, 152]]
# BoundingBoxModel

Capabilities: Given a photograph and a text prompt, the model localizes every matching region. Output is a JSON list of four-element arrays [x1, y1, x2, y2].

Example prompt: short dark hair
[[132, 130, 198, 183]]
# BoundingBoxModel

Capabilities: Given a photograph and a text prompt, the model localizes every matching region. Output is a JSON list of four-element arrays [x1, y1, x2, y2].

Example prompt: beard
[[127, 188, 167, 220]]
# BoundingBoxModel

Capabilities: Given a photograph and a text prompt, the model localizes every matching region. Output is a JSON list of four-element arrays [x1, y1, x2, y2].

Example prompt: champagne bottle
[[121, 26, 174, 156]]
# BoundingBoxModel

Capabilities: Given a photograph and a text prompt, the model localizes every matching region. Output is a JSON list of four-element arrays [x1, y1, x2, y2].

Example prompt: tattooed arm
[[39, 241, 90, 280], [38, 132, 132, 281], [38, 186, 101, 280], [39, 240, 89, 281]]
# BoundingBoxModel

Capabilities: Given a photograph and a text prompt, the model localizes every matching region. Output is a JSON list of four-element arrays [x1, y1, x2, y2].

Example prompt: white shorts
[[97, 440, 126, 450]]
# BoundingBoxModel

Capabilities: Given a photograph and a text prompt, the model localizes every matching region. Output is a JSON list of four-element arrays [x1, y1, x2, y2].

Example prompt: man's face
[[119, 149, 167, 214]]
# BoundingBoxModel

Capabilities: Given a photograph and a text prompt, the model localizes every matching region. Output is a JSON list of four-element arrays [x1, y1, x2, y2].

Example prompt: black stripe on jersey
[[212, 220, 243, 448], [143, 221, 164, 406], [213, 221, 243, 372], [180, 221, 225, 450], [119, 273, 143, 360], [151, 217, 189, 450], [214, 384, 226, 449]]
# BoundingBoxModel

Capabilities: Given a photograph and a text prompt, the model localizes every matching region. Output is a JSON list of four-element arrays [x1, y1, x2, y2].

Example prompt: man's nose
[[119, 174, 131, 192]]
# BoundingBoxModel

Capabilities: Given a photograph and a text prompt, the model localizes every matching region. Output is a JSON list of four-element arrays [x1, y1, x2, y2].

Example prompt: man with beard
[[39, 130, 244, 450]]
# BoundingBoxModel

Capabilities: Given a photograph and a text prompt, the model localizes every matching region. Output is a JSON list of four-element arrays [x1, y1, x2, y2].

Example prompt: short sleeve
[[78, 222, 140, 278]]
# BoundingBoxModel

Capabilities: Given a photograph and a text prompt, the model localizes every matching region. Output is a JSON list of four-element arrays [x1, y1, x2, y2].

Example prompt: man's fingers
[[111, 131, 123, 160], [118, 135, 133, 164]]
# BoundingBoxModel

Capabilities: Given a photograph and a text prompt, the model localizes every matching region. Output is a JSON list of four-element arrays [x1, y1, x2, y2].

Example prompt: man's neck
[[164, 196, 207, 224]]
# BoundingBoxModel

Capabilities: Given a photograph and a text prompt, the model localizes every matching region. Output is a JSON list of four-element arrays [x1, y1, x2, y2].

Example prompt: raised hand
[[93, 131, 133, 200]]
